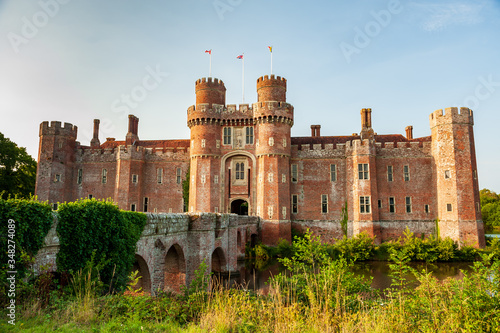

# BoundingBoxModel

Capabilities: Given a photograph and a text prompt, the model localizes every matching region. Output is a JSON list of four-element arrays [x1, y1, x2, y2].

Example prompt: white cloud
[[410, 0, 487, 31]]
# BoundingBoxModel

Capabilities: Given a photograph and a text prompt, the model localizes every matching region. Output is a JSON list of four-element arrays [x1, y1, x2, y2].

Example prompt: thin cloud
[[410, 1, 487, 31]]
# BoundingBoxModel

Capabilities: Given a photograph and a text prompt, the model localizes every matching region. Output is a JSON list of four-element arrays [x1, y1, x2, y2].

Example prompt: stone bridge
[[35, 213, 260, 294]]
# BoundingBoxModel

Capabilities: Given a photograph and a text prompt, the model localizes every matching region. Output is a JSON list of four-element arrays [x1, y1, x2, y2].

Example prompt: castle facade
[[35, 75, 485, 247]]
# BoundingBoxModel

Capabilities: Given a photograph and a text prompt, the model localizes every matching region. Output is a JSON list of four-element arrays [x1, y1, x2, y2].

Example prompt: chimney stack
[[311, 125, 321, 137], [126, 115, 139, 145], [405, 126, 413, 140], [90, 119, 100, 147]]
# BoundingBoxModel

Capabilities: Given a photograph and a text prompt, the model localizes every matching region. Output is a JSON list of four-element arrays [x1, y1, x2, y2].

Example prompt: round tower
[[188, 78, 225, 213], [254, 75, 293, 245], [195, 77, 226, 108], [257, 75, 286, 102]]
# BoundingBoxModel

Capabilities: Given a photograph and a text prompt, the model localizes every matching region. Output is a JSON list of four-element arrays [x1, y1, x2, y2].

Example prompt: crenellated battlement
[[429, 107, 474, 128], [195, 77, 225, 88], [39, 121, 78, 138], [257, 74, 287, 86]]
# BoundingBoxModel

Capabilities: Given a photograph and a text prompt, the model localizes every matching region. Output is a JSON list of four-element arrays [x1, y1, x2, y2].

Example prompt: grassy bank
[[2, 232, 500, 332]]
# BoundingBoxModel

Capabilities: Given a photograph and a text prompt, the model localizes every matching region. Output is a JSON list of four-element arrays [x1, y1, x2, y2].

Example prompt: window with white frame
[[102, 169, 107, 184], [403, 165, 410, 181], [176, 168, 182, 184], [157, 168, 163, 184], [360, 196, 371, 213], [321, 194, 328, 213], [330, 164, 337, 182], [246, 126, 254, 144], [405, 197, 412, 213], [358, 164, 369, 180], [291, 164, 298, 183], [387, 165, 393, 182], [223, 127, 232, 145], [389, 197, 395, 213], [132, 174, 138, 183]]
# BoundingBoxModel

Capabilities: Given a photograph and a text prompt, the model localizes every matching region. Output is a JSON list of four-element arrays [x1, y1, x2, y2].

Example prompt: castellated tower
[[254, 75, 293, 244], [35, 121, 78, 207], [430, 107, 485, 247], [187, 77, 226, 212]]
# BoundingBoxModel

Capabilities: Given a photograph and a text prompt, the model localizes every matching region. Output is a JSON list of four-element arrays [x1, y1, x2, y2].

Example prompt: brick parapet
[[429, 107, 473, 128], [39, 121, 78, 138]]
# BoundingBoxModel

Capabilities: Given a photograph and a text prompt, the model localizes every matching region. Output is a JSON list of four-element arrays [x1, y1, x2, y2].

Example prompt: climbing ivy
[[0, 198, 53, 279], [56, 199, 147, 292], [183, 166, 190, 212]]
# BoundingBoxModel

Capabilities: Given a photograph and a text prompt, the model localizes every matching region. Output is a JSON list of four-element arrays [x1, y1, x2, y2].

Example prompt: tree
[[0, 132, 37, 199], [480, 188, 500, 231]]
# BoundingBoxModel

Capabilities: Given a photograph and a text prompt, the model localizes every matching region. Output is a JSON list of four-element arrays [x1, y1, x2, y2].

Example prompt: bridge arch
[[164, 244, 186, 293], [211, 247, 227, 273], [131, 254, 151, 293]]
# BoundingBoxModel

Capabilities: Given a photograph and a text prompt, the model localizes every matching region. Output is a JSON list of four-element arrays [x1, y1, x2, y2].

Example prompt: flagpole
[[242, 53, 245, 103], [209, 52, 212, 77], [271, 51, 273, 75]]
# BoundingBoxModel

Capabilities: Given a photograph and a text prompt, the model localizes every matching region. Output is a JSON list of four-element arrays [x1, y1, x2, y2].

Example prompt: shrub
[[57, 199, 147, 292]]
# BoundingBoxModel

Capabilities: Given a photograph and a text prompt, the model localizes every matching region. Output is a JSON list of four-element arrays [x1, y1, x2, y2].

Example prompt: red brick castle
[[35, 74, 486, 247]]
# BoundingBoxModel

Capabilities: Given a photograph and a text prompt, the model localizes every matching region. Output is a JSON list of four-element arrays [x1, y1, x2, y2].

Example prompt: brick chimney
[[90, 119, 100, 147], [311, 125, 321, 137], [405, 126, 413, 140], [126, 115, 139, 145]]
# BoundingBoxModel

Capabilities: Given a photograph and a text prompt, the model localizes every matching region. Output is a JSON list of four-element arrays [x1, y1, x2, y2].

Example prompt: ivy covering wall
[[0, 198, 53, 278], [56, 199, 147, 291]]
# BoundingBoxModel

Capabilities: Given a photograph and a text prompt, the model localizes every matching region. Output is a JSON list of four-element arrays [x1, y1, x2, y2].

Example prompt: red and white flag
[[236, 54, 243, 59], [205, 49, 212, 54]]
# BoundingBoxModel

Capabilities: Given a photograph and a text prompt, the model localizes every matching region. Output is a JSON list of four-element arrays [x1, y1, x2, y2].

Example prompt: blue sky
[[1, 0, 499, 191]]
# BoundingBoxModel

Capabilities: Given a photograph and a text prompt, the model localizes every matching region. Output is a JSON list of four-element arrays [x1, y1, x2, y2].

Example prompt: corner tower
[[430, 107, 485, 247], [35, 121, 78, 207], [254, 75, 293, 244], [187, 77, 226, 212]]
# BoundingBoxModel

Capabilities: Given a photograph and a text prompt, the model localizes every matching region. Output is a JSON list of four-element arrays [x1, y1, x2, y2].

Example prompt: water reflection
[[221, 260, 474, 292]]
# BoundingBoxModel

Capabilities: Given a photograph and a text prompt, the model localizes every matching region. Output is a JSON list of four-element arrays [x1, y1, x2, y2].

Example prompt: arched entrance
[[211, 247, 227, 273], [131, 254, 151, 293], [164, 244, 186, 293], [231, 199, 248, 215]]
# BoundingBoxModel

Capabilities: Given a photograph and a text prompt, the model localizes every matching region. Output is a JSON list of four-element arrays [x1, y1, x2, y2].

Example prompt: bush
[[0, 198, 53, 279], [57, 199, 147, 292]]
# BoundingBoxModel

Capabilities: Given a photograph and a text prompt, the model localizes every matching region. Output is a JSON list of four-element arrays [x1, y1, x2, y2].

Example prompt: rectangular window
[[403, 165, 410, 181], [77, 169, 83, 184], [52, 203, 58, 210], [330, 164, 337, 182], [214, 206, 219, 213], [176, 168, 182, 184], [473, 170, 477, 179], [102, 169, 107, 184], [389, 197, 395, 213], [444, 170, 451, 179], [245, 126, 254, 144], [447, 203, 452, 212], [360, 196, 371, 213], [132, 174, 138, 183], [223, 127, 232, 145], [131, 204, 136, 212], [321, 194, 328, 213], [143, 197, 149, 212], [282, 174, 286, 183], [378, 200, 382, 208], [235, 162, 245, 180], [405, 197, 412, 213], [54, 174, 61, 182], [425, 204, 430, 213], [358, 163, 369, 180], [291, 164, 298, 183], [157, 168, 163, 184], [387, 165, 393, 182], [88, 194, 93, 199], [292, 194, 298, 214]]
